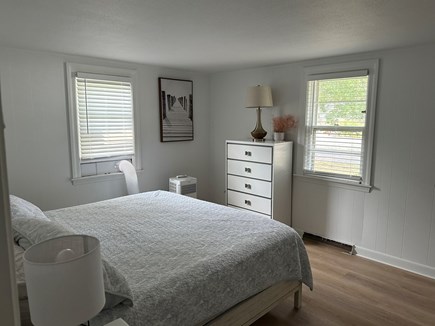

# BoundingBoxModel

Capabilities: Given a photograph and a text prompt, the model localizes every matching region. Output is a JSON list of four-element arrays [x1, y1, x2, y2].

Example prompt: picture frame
[[158, 77, 193, 142]]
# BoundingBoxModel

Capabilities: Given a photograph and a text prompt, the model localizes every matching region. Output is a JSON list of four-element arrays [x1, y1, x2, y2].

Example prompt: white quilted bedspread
[[45, 191, 312, 326]]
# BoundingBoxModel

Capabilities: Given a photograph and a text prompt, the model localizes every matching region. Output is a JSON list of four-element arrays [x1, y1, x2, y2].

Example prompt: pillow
[[12, 217, 72, 250], [9, 195, 48, 220], [9, 195, 49, 248], [12, 217, 133, 309]]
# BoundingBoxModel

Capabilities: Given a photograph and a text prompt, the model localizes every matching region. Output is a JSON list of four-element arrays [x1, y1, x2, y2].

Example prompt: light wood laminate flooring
[[253, 239, 435, 326]]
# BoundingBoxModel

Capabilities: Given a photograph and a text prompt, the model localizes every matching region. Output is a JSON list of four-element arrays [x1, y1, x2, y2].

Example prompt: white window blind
[[304, 72, 369, 183], [75, 74, 134, 161]]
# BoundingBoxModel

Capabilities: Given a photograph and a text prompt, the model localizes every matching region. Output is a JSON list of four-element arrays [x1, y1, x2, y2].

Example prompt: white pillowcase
[[9, 195, 48, 220], [9, 195, 48, 248]]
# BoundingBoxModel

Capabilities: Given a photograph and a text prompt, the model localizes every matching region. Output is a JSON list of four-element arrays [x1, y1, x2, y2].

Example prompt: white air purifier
[[169, 175, 197, 198]]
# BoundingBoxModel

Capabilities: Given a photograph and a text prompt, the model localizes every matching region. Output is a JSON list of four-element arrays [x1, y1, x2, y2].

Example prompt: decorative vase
[[273, 132, 285, 141]]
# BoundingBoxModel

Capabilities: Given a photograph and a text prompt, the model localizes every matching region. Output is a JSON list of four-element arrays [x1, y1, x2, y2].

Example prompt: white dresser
[[225, 140, 293, 226]]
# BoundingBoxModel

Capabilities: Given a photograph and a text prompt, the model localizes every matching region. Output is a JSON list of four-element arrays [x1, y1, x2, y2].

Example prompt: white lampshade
[[23, 235, 105, 326], [245, 85, 273, 108]]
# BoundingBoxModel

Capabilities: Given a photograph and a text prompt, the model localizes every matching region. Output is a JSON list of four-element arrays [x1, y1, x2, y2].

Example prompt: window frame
[[66, 62, 141, 183], [299, 59, 379, 190]]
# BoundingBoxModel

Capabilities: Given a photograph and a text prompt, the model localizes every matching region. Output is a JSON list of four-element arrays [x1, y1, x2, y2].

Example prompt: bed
[[12, 191, 312, 326]]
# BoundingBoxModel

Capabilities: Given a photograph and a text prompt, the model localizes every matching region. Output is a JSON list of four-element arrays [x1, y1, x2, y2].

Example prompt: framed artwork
[[158, 77, 193, 142]]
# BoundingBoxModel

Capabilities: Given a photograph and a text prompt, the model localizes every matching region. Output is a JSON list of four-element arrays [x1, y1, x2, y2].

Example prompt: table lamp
[[245, 85, 273, 140], [23, 235, 105, 326]]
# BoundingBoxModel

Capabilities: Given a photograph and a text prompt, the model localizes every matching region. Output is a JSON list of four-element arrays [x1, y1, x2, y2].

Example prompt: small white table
[[104, 318, 129, 326]]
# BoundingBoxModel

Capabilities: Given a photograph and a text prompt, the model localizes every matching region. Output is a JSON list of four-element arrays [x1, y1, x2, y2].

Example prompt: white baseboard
[[356, 246, 435, 280]]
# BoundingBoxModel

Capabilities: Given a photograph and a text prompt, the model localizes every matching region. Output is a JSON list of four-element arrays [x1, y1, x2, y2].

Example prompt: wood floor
[[253, 239, 435, 326]]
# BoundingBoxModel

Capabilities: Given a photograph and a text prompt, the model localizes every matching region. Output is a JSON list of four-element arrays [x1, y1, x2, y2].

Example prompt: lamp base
[[251, 107, 267, 140], [251, 128, 267, 140]]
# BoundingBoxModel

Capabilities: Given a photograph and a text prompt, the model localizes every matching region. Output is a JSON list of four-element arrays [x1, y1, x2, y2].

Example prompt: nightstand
[[105, 318, 129, 326]]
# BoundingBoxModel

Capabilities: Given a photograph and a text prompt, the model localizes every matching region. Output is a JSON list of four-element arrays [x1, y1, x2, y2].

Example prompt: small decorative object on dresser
[[272, 114, 297, 141], [225, 140, 293, 225], [245, 85, 273, 141]]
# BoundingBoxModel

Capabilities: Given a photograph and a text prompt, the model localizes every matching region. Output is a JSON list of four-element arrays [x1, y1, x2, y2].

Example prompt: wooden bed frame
[[207, 280, 302, 326]]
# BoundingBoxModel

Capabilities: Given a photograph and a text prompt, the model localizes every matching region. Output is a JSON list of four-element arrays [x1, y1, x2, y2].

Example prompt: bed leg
[[294, 284, 302, 309]]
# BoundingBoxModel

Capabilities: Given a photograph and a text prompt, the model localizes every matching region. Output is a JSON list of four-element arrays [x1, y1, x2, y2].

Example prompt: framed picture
[[159, 77, 193, 142]]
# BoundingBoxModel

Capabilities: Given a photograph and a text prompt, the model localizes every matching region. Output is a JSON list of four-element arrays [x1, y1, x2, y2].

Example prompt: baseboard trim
[[356, 246, 435, 280]]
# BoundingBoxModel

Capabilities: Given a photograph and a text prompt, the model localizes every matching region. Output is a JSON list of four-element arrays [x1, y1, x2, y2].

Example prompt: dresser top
[[226, 139, 292, 147]]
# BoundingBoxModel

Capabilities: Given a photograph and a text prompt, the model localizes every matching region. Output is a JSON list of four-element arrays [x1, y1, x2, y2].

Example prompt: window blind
[[304, 74, 369, 182], [75, 75, 134, 161]]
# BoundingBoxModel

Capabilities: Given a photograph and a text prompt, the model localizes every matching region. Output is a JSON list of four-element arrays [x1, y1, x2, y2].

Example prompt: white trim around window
[[298, 59, 379, 191], [66, 63, 141, 183]]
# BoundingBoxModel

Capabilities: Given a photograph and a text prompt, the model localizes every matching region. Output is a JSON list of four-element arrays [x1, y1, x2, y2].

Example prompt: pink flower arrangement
[[272, 115, 297, 132]]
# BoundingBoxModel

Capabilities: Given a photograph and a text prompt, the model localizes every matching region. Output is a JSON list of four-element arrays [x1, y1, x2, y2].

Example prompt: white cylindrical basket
[[273, 132, 285, 141]]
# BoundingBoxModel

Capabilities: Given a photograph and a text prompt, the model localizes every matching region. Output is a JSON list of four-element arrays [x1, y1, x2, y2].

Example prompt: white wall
[[0, 47, 210, 210], [209, 43, 435, 278]]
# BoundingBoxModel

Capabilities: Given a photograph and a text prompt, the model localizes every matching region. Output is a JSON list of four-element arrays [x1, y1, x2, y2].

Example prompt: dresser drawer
[[227, 144, 272, 164], [227, 190, 271, 216], [227, 160, 272, 181], [227, 175, 271, 198]]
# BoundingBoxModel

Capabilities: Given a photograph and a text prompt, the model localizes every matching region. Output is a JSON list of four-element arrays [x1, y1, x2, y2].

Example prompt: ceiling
[[1, 0, 435, 72]]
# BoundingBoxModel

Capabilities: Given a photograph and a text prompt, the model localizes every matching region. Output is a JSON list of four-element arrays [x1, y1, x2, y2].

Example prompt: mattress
[[45, 191, 312, 326]]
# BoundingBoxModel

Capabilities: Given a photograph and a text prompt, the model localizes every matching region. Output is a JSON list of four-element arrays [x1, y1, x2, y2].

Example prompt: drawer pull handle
[[245, 184, 251, 189], [245, 167, 251, 173], [245, 151, 252, 156], [244, 200, 251, 206]]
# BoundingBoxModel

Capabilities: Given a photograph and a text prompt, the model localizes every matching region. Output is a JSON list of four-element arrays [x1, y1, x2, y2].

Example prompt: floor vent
[[303, 233, 354, 254]]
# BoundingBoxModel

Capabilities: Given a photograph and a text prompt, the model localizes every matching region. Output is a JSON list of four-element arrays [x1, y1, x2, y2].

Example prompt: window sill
[[71, 170, 144, 185], [293, 174, 372, 193]]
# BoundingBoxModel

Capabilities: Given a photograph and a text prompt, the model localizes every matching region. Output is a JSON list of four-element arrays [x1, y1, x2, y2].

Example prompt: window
[[66, 63, 140, 182], [302, 60, 378, 188]]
